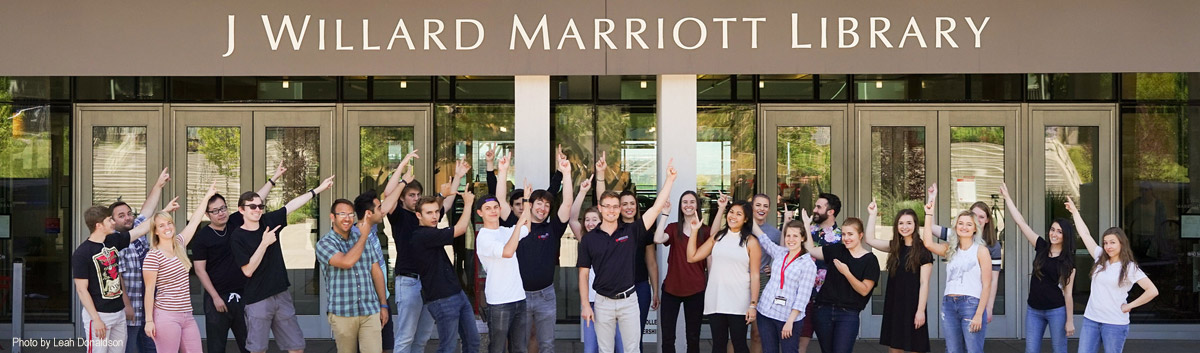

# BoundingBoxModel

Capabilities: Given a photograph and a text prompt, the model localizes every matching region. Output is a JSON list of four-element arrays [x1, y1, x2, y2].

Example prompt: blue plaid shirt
[[117, 215, 148, 326], [317, 225, 384, 317]]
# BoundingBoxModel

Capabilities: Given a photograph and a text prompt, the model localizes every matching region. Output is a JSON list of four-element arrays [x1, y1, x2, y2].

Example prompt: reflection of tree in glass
[[777, 126, 832, 210], [1123, 106, 1189, 183], [698, 105, 756, 201], [360, 127, 414, 192], [435, 105, 514, 189], [872, 128, 926, 224], [267, 128, 320, 224], [195, 127, 240, 191]]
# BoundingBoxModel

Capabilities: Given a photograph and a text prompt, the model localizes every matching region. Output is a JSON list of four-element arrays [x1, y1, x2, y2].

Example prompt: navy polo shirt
[[411, 225, 461, 302], [578, 217, 652, 298], [516, 214, 568, 291]]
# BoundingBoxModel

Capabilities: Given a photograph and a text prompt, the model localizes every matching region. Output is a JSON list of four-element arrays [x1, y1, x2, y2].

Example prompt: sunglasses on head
[[242, 204, 267, 210]]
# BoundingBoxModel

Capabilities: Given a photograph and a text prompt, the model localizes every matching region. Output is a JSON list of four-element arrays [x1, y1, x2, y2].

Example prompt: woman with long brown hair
[[1070, 198, 1158, 353], [998, 183, 1076, 353], [862, 201, 933, 353]]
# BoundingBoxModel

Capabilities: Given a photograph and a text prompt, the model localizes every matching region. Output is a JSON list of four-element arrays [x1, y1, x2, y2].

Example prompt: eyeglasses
[[207, 206, 229, 215], [334, 212, 356, 219], [242, 204, 267, 211]]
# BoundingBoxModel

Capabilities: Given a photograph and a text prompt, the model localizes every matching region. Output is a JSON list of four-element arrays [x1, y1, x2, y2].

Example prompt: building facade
[[4, 0, 1200, 345]]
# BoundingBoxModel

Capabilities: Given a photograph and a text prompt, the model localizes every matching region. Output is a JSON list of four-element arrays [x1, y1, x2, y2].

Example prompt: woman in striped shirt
[[144, 185, 216, 353], [747, 218, 816, 353]]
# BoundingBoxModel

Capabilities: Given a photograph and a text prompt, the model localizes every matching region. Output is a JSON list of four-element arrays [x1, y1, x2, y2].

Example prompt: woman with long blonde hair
[[143, 185, 217, 353], [921, 201, 991, 353]]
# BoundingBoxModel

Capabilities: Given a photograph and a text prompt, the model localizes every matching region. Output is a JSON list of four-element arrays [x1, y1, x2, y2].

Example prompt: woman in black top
[[999, 183, 1076, 353], [862, 201, 934, 353], [802, 212, 880, 353]]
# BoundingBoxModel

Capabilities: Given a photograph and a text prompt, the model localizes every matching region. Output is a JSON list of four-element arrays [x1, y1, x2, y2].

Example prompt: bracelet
[[309, 189, 316, 198], [268, 178, 276, 186], [380, 303, 389, 309], [399, 180, 407, 185]]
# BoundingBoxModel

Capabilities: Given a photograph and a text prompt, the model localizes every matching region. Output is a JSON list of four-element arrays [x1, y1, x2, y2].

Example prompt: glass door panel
[[939, 108, 1019, 337], [254, 108, 335, 336], [759, 105, 847, 229], [858, 109, 937, 338], [859, 109, 940, 338], [170, 107, 253, 313], [343, 105, 430, 312], [74, 105, 164, 335], [1030, 104, 1117, 325]]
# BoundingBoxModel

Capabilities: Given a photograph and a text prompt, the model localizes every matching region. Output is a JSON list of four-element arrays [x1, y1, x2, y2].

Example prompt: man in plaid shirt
[[317, 191, 394, 353], [116, 169, 172, 353]]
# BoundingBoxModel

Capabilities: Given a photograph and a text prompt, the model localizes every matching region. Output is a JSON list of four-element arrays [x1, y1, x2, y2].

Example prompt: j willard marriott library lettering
[[4, 0, 1200, 353]]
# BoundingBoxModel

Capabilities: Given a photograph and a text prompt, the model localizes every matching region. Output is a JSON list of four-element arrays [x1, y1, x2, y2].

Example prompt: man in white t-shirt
[[475, 181, 533, 353]]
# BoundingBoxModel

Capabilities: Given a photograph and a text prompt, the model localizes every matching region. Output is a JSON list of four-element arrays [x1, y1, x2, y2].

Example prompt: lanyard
[[779, 252, 804, 289]]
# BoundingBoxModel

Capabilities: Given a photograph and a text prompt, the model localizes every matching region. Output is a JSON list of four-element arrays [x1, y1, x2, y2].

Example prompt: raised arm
[[594, 151, 608, 200], [751, 219, 786, 257], [1000, 183, 1039, 246], [557, 146, 574, 223], [686, 218, 717, 263], [382, 150, 420, 215], [256, 162, 287, 202], [453, 191, 476, 237], [384, 164, 413, 199], [711, 193, 728, 237], [569, 176, 593, 237], [922, 202, 949, 257], [641, 159, 677, 228], [284, 175, 335, 214], [863, 199, 889, 251], [926, 184, 948, 237], [1067, 197, 1099, 258], [441, 159, 469, 214], [653, 200, 672, 244], [799, 209, 826, 260], [496, 152, 513, 220], [504, 181, 534, 258], [178, 184, 218, 246], [140, 168, 171, 220]]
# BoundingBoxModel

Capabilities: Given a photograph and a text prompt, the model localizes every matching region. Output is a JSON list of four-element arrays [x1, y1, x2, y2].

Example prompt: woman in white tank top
[[687, 198, 762, 353], [921, 200, 992, 353]]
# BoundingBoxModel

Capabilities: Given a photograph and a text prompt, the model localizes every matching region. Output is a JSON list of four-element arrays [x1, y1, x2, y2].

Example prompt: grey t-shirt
[[758, 221, 782, 273]]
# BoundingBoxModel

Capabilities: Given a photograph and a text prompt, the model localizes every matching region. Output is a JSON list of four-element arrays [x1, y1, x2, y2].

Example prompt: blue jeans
[[1078, 317, 1129, 353], [812, 305, 860, 353], [485, 300, 529, 353], [427, 291, 480, 353], [1025, 306, 1068, 353], [635, 280, 651, 352], [756, 314, 800, 353], [394, 276, 434, 353], [526, 285, 557, 353], [583, 302, 624, 353], [942, 296, 987, 353], [125, 324, 157, 353]]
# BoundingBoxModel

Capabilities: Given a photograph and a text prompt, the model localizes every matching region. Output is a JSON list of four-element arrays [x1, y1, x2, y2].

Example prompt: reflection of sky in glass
[[620, 141, 657, 190], [697, 141, 731, 188]]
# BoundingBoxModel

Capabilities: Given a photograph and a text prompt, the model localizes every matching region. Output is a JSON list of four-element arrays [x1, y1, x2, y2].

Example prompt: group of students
[[73, 148, 1159, 353]]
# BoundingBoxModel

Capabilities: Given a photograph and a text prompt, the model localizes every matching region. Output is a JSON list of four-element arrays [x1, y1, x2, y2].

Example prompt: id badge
[[773, 296, 787, 306]]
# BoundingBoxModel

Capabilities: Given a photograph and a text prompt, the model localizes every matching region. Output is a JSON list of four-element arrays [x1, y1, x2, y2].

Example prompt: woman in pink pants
[[144, 186, 215, 352]]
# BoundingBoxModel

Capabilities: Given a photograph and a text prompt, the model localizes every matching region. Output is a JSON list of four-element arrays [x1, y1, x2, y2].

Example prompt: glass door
[[1027, 104, 1118, 333], [73, 104, 165, 335], [858, 106, 1021, 338], [169, 106, 254, 314], [253, 107, 336, 337], [341, 104, 430, 311], [936, 107, 1020, 337], [857, 108, 938, 338], [758, 105, 848, 228]]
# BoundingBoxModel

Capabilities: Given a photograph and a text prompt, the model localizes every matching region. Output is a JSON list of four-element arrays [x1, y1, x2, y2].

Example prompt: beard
[[813, 212, 829, 224]]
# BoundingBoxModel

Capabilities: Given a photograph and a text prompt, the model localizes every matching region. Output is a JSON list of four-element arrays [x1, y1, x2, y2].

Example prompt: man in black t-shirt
[[190, 163, 286, 353], [73, 200, 159, 353], [411, 190, 479, 353], [579, 159, 677, 353], [494, 146, 574, 353], [230, 175, 334, 353]]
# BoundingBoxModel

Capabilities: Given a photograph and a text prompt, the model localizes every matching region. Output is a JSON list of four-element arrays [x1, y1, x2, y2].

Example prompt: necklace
[[212, 226, 228, 237]]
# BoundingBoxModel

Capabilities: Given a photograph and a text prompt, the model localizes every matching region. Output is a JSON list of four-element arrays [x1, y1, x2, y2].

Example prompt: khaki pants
[[328, 312, 383, 353]]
